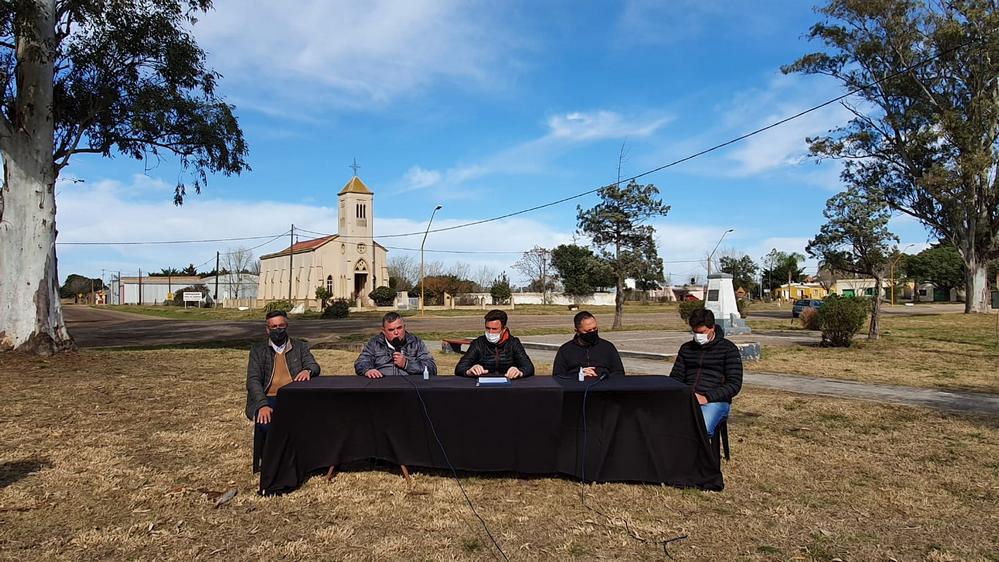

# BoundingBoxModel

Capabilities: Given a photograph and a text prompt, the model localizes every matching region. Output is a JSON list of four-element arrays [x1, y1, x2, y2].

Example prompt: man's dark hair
[[382, 311, 403, 326], [484, 309, 507, 326], [688, 308, 716, 330], [573, 310, 595, 330], [265, 310, 288, 320]]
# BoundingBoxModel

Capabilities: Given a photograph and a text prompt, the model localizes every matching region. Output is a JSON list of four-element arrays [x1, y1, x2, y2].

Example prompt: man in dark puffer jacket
[[455, 309, 535, 379], [669, 308, 742, 437]]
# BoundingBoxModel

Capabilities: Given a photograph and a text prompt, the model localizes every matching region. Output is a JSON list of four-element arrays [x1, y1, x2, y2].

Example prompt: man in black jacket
[[245, 310, 321, 429], [669, 308, 742, 437], [455, 309, 534, 379], [552, 311, 625, 379]]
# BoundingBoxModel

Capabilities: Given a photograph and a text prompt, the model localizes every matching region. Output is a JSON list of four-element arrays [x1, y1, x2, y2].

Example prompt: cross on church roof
[[349, 158, 361, 176]]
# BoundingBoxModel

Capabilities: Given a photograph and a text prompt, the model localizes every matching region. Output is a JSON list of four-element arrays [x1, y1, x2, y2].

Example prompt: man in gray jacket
[[245, 310, 321, 427], [355, 312, 438, 378]]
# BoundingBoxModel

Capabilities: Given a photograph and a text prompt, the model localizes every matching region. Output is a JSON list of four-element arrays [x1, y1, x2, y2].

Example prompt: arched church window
[[326, 275, 333, 294]]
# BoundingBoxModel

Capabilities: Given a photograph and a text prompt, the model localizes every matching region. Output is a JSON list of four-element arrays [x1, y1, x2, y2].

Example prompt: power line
[[57, 233, 287, 246], [330, 33, 990, 241]]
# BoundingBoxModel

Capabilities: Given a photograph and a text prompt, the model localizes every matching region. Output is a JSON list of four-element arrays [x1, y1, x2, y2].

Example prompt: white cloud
[[194, 0, 524, 114], [395, 109, 672, 196], [545, 111, 671, 142]]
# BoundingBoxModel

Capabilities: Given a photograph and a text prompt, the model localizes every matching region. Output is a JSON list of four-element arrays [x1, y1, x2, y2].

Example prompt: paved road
[[522, 349, 999, 416], [750, 302, 966, 320]]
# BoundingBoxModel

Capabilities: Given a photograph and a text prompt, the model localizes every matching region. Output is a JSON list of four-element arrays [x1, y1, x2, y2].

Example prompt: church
[[257, 175, 389, 308]]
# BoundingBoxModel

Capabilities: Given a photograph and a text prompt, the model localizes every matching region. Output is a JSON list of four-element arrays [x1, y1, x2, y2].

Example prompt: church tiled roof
[[338, 176, 372, 195], [260, 235, 338, 260]]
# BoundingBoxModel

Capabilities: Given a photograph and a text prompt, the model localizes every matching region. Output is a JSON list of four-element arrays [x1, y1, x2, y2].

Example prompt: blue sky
[[56, 0, 935, 286]]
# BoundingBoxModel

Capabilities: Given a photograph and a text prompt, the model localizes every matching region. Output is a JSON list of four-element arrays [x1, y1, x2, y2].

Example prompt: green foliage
[[678, 299, 704, 321], [905, 245, 965, 291], [762, 249, 806, 289], [577, 180, 670, 327], [807, 186, 897, 279], [171, 284, 209, 306], [720, 254, 759, 295], [314, 286, 332, 310], [369, 286, 396, 306], [550, 244, 614, 297], [783, 0, 999, 312], [59, 274, 105, 299], [818, 295, 869, 347], [490, 274, 512, 304], [321, 298, 350, 319], [0, 0, 249, 201], [264, 300, 291, 314]]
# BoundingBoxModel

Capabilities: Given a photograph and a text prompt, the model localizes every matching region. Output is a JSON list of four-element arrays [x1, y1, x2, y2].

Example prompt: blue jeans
[[701, 401, 731, 438], [255, 397, 278, 434]]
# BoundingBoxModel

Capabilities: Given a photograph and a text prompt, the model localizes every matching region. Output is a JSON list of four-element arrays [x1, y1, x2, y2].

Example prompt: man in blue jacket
[[669, 308, 743, 437], [355, 312, 438, 378]]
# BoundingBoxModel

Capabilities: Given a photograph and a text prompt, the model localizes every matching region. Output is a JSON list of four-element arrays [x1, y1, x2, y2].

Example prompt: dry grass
[[754, 314, 999, 394], [1, 348, 997, 561]]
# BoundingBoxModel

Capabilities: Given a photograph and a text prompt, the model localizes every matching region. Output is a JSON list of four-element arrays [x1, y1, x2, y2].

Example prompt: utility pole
[[214, 250, 221, 307], [288, 224, 295, 303], [138, 268, 143, 305]]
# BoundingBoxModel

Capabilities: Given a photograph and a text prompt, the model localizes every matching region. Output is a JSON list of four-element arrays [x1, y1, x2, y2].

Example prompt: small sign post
[[183, 291, 203, 309]]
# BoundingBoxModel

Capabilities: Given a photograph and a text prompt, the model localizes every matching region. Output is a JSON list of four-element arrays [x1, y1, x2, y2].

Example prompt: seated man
[[669, 308, 743, 437], [455, 309, 535, 379], [355, 311, 438, 378], [245, 310, 321, 432], [552, 311, 625, 379]]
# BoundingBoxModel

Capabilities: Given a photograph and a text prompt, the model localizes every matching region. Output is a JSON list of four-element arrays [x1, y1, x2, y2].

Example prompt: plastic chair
[[712, 418, 731, 461]]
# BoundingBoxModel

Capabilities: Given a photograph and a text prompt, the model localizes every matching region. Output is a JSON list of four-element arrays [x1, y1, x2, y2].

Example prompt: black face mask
[[269, 327, 288, 345], [579, 330, 599, 345], [390, 336, 406, 349]]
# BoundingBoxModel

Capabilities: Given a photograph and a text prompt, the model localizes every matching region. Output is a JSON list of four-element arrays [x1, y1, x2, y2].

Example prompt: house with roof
[[257, 175, 389, 308]]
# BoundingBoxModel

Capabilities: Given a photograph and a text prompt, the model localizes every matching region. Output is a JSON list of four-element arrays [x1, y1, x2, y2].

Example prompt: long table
[[259, 375, 724, 494]]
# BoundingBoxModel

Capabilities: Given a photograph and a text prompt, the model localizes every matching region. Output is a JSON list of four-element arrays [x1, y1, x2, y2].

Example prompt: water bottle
[[423, 365, 430, 381], [578, 366, 585, 382]]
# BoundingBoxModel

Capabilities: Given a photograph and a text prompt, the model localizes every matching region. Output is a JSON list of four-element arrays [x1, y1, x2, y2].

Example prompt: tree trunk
[[963, 258, 989, 313], [868, 274, 882, 340], [613, 275, 624, 329], [0, 0, 73, 354]]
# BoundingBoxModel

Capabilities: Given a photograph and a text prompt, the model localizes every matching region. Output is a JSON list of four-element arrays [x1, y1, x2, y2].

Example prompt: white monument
[[705, 273, 751, 335]]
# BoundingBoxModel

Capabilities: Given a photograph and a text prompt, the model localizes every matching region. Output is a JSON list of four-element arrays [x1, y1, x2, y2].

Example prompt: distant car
[[792, 299, 824, 318]]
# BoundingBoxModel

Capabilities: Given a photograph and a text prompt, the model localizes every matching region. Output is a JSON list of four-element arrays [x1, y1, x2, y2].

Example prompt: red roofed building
[[257, 175, 389, 307]]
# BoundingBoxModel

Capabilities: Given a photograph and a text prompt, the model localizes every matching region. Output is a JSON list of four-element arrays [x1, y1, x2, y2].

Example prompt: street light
[[704, 229, 734, 301], [889, 243, 915, 305], [419, 204, 443, 317]]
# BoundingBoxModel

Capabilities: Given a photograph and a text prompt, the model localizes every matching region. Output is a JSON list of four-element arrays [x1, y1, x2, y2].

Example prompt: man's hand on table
[[582, 367, 598, 378], [505, 367, 523, 380], [256, 406, 273, 424], [364, 369, 384, 379], [466, 364, 487, 377], [294, 370, 311, 382]]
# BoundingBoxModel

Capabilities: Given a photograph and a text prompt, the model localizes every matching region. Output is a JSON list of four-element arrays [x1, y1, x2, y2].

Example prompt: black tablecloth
[[259, 375, 723, 494]]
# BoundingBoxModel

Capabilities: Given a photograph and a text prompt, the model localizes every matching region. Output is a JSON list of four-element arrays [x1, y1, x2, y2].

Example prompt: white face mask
[[693, 332, 711, 345], [485, 331, 501, 344]]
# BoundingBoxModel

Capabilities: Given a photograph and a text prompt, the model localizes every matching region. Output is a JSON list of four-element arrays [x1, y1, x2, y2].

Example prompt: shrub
[[736, 299, 750, 317], [678, 299, 704, 321], [818, 295, 868, 347], [491, 276, 512, 304], [322, 298, 350, 319], [264, 300, 292, 314], [315, 287, 332, 310], [799, 306, 821, 330], [172, 285, 210, 306], [369, 285, 397, 306]]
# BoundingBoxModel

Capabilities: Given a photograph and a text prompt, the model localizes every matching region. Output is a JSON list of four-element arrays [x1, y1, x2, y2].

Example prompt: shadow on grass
[[0, 457, 50, 489]]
